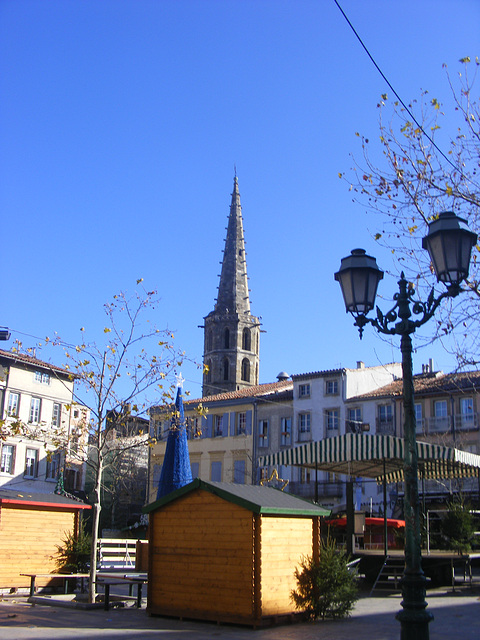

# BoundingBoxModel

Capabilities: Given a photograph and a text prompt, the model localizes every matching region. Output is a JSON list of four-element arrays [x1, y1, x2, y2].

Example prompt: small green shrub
[[291, 537, 359, 620], [55, 524, 92, 573], [440, 500, 475, 554]]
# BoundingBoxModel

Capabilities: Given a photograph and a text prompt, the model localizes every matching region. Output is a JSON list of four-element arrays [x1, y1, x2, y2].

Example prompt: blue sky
[[1, 0, 479, 401]]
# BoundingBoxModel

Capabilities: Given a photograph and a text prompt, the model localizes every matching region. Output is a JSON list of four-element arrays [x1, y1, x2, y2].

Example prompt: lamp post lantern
[[335, 211, 477, 640]]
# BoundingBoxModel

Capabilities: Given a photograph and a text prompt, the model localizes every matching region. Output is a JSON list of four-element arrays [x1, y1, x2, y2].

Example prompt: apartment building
[[263, 362, 403, 510], [349, 367, 480, 507], [0, 349, 87, 494], [147, 378, 293, 502]]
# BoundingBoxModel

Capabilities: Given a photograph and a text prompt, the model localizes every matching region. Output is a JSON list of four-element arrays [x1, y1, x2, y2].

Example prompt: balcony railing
[[422, 412, 479, 435], [376, 419, 395, 436], [297, 430, 312, 442], [289, 481, 343, 499]]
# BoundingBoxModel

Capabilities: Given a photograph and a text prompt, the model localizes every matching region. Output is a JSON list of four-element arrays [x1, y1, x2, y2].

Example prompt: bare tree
[[16, 284, 185, 603], [342, 58, 480, 367]]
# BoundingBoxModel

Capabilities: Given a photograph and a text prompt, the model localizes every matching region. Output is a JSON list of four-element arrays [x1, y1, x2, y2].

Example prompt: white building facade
[[0, 349, 87, 494], [274, 362, 403, 510]]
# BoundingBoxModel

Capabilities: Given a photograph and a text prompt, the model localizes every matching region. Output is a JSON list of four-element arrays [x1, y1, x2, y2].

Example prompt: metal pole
[[346, 481, 354, 556], [383, 459, 388, 558], [395, 332, 433, 639]]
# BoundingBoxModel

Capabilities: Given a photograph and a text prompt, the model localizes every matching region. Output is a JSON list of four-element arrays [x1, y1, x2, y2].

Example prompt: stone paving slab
[[0, 588, 479, 640]]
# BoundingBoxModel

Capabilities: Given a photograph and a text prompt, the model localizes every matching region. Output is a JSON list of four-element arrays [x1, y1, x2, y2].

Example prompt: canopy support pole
[[383, 459, 388, 557], [346, 480, 354, 556]]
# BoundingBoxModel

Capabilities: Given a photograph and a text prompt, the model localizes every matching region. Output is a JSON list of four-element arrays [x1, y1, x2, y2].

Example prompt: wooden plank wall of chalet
[[0, 504, 76, 590], [258, 515, 315, 616], [148, 489, 256, 623]]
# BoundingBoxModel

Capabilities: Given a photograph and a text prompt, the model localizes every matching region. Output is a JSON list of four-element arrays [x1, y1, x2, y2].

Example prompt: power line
[[333, 0, 467, 179]]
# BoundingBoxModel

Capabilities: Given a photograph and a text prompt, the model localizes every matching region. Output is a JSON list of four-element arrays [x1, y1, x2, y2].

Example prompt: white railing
[[297, 430, 312, 442], [423, 413, 478, 435], [97, 538, 137, 570]]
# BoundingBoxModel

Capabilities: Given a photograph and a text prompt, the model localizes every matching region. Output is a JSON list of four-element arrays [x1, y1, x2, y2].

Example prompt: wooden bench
[[96, 573, 147, 610], [21, 573, 89, 597]]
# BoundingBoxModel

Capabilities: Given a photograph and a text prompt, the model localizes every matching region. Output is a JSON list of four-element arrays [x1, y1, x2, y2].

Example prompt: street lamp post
[[335, 211, 477, 640]]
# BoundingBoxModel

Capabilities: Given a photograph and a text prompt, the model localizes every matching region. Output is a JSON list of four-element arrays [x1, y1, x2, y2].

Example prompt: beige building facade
[[147, 379, 293, 502]]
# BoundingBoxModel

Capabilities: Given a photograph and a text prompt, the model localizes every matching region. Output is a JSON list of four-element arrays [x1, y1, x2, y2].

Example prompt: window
[[298, 413, 311, 433], [7, 392, 20, 417], [377, 404, 394, 434], [64, 468, 78, 491], [46, 452, 61, 480], [241, 358, 250, 382], [258, 420, 269, 447], [414, 403, 423, 433], [29, 397, 41, 424], [459, 397, 475, 429], [326, 409, 339, 431], [281, 417, 292, 446], [259, 467, 268, 482], [234, 459, 246, 483], [299, 383, 310, 398], [156, 422, 163, 440], [347, 407, 362, 433], [434, 400, 448, 417], [211, 461, 222, 482], [300, 467, 311, 484], [236, 412, 246, 435], [214, 414, 223, 437], [34, 371, 50, 384], [70, 435, 79, 455], [223, 357, 229, 381], [325, 379, 339, 395], [461, 397, 474, 416], [52, 403, 62, 427], [378, 404, 393, 423], [414, 403, 423, 421], [25, 448, 38, 478], [1, 444, 15, 474], [242, 327, 251, 351], [191, 417, 201, 438]]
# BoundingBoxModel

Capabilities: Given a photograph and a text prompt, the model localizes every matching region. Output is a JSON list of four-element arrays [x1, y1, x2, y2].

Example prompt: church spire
[[215, 176, 251, 315], [202, 176, 260, 397]]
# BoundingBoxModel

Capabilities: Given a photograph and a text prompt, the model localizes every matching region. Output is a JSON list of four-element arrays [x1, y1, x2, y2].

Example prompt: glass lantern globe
[[334, 249, 384, 315]]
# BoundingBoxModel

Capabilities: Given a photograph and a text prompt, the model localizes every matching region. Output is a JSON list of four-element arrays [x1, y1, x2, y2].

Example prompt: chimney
[[357, 361, 365, 369]]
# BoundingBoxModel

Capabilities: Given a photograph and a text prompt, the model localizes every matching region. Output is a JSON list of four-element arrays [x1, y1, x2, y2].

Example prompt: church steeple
[[202, 176, 260, 397], [215, 176, 251, 315]]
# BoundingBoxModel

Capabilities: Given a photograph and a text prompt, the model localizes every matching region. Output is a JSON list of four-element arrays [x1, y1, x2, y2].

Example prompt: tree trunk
[[88, 454, 103, 604]]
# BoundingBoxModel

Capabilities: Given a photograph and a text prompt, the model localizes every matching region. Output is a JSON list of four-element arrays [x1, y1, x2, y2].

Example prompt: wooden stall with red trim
[[0, 489, 90, 592]]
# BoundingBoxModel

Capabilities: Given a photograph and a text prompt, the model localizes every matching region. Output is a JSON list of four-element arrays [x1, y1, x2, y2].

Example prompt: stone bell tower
[[202, 176, 260, 396]]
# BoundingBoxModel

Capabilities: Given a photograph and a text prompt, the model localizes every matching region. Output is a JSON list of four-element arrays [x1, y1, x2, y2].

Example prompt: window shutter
[[191, 462, 199, 478], [245, 410, 252, 435], [205, 414, 213, 438]]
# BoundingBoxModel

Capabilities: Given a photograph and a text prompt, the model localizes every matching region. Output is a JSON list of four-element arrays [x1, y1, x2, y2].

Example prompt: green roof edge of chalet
[[143, 478, 330, 517]]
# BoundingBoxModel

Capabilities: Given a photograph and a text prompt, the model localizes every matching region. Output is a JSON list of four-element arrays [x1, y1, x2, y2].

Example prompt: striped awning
[[258, 433, 480, 483]]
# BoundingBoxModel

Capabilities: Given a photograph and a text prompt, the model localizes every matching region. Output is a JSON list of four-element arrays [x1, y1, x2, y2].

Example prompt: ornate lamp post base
[[396, 572, 433, 640]]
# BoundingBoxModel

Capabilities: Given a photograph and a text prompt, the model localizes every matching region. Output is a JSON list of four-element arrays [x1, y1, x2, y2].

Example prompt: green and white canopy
[[259, 433, 480, 484]]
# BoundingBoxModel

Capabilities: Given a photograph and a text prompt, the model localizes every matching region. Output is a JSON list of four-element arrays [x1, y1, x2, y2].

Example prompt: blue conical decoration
[[156, 380, 193, 499]]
